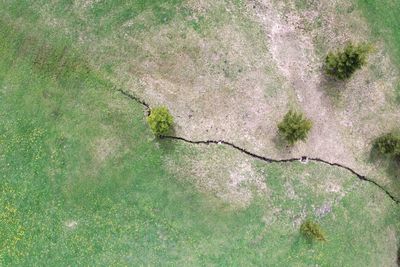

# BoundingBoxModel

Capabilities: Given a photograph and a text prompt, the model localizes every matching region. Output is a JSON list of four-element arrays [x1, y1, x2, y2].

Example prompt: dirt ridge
[[118, 89, 400, 204]]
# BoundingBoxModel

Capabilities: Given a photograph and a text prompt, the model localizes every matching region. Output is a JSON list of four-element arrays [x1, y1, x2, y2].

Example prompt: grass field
[[1, 0, 400, 266], [358, 0, 400, 64], [5, 0, 399, 203], [357, 0, 400, 100]]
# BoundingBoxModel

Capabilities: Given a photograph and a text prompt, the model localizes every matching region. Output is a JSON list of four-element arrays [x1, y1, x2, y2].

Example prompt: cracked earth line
[[117, 89, 150, 115], [118, 90, 400, 204]]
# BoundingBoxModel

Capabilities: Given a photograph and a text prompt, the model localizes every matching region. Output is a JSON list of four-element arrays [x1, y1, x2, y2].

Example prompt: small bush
[[373, 132, 400, 156], [300, 220, 326, 241], [147, 106, 174, 136], [325, 43, 370, 80], [278, 110, 312, 145]]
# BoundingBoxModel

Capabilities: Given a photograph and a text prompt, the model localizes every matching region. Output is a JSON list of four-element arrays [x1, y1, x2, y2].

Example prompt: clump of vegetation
[[147, 106, 174, 136], [325, 43, 370, 80], [278, 110, 312, 145], [373, 132, 400, 156], [300, 220, 326, 242]]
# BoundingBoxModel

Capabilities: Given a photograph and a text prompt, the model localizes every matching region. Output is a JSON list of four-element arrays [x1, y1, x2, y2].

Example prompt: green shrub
[[278, 110, 312, 145], [373, 132, 400, 156], [147, 106, 174, 136], [300, 220, 326, 241], [325, 43, 370, 80]]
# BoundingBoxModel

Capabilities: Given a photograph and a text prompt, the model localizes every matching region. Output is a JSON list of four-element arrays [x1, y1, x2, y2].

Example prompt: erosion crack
[[117, 89, 150, 115], [118, 90, 400, 204]]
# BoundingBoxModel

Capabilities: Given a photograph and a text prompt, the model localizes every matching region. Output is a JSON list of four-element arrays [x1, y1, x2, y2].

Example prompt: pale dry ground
[[249, 0, 400, 192], [106, 0, 400, 196], [93, 137, 120, 163], [117, 0, 400, 197], [111, 1, 295, 156], [15, 0, 400, 196], [137, 0, 399, 196]]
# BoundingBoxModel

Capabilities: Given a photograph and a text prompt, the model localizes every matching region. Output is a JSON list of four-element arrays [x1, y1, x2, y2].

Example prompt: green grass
[[0, 1, 399, 266], [0, 21, 245, 265], [357, 0, 400, 100], [357, 0, 400, 64]]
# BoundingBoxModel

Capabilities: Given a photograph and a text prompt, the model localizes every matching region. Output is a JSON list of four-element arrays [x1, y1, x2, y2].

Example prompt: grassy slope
[[0, 1, 399, 266], [0, 21, 249, 266], [356, 0, 400, 199], [357, 0, 400, 63], [6, 0, 397, 203], [357, 0, 400, 99]]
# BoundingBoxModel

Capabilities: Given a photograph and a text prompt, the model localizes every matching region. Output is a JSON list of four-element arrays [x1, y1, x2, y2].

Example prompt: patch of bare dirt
[[94, 0, 400, 199], [107, 0, 292, 157], [73, 0, 100, 10], [247, 0, 400, 193], [249, 0, 353, 166], [112, 0, 398, 193], [30, 0, 400, 197]]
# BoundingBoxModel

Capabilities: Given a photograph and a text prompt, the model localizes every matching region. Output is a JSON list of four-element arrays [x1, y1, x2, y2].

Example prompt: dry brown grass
[[247, 0, 400, 195], [113, 1, 293, 157], [81, 0, 400, 197]]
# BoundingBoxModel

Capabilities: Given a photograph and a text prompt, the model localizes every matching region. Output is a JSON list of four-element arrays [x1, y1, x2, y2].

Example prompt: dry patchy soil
[[43, 0, 400, 197], [109, 0, 400, 197], [246, 0, 400, 195], [262, 2, 389, 190], [9, 0, 400, 197], [171, 1, 400, 196]]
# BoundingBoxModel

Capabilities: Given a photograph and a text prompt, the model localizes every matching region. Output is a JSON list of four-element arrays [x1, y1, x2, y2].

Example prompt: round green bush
[[300, 220, 326, 241], [278, 110, 312, 145], [147, 106, 174, 136], [325, 43, 370, 80]]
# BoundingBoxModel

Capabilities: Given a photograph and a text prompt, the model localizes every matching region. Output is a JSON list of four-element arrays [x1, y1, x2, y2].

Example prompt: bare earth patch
[[249, 0, 353, 166], [247, 0, 400, 193], [106, 0, 400, 197], [99, 0, 293, 157], [24, 0, 400, 197]]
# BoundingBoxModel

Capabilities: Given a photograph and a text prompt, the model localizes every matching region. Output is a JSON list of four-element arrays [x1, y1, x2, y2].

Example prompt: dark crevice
[[118, 90, 400, 204], [117, 89, 151, 115], [161, 136, 399, 204]]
